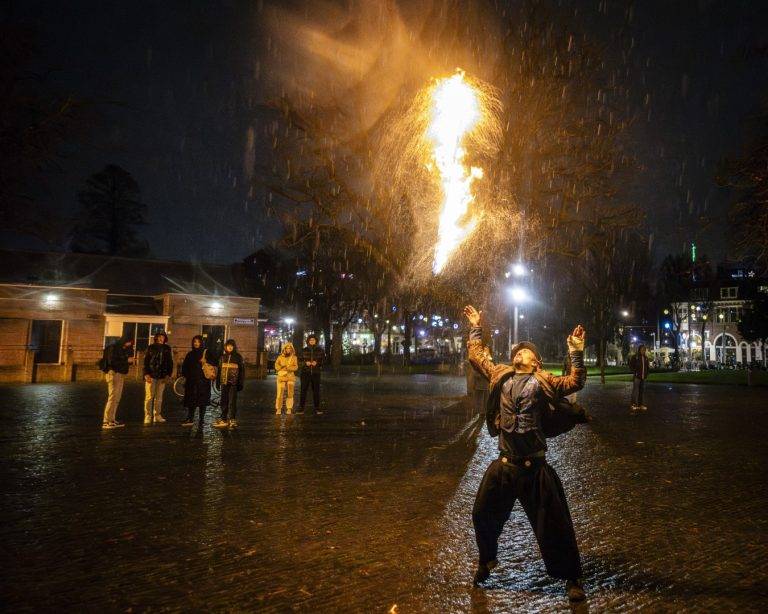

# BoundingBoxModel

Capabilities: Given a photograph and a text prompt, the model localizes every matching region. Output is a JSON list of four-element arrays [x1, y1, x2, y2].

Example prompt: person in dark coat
[[101, 336, 134, 429], [180, 335, 212, 427], [143, 331, 174, 424], [628, 344, 650, 410], [299, 334, 324, 414], [464, 305, 589, 605], [214, 339, 245, 429]]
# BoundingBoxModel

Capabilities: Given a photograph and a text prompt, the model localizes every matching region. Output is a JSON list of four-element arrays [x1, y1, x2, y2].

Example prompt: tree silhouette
[[70, 165, 149, 257]]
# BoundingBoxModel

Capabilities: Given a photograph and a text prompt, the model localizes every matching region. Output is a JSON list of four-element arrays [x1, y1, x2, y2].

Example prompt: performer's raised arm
[[540, 325, 587, 397], [464, 305, 496, 381]]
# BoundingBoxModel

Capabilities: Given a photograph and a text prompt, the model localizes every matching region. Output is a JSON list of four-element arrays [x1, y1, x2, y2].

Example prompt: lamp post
[[505, 263, 528, 354], [508, 286, 528, 347]]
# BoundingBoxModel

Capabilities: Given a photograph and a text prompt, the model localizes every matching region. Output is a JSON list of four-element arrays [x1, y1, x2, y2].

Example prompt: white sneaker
[[154, 415, 166, 423]]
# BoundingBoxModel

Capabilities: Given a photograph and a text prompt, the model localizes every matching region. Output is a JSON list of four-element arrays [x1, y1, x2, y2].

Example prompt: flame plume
[[428, 71, 484, 274]]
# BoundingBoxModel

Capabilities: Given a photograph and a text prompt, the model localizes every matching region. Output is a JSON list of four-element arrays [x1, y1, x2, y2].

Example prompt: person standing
[[100, 336, 134, 429], [214, 339, 244, 428], [143, 331, 174, 424], [180, 335, 213, 427], [464, 305, 589, 605], [629, 344, 650, 411], [274, 342, 298, 415], [299, 334, 324, 414]]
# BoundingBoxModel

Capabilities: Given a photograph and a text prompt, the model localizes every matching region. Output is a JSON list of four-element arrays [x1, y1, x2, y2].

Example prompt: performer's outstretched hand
[[567, 324, 585, 352], [463, 305, 482, 327]]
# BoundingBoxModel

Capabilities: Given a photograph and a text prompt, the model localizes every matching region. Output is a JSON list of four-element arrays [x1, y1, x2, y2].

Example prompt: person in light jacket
[[274, 342, 298, 415]]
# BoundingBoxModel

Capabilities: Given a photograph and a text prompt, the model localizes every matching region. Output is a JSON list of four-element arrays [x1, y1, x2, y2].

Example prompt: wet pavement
[[1, 375, 767, 612]]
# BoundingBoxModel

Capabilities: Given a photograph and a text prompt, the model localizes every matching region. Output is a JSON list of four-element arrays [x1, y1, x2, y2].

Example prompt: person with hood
[[274, 342, 298, 415], [629, 344, 650, 411], [143, 331, 174, 424], [180, 335, 213, 427], [299, 334, 324, 414], [463, 305, 590, 605], [100, 336, 134, 429], [213, 339, 244, 428]]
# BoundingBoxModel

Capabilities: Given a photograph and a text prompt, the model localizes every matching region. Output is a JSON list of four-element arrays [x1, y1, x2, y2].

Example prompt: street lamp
[[508, 285, 529, 347], [621, 310, 629, 318], [512, 262, 527, 277]]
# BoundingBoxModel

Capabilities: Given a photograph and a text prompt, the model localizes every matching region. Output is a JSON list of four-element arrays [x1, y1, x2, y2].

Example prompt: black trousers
[[186, 405, 207, 424], [220, 385, 238, 420], [300, 371, 321, 410], [472, 458, 582, 580]]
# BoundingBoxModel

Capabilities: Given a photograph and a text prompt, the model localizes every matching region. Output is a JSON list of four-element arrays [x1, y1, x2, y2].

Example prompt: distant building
[[0, 250, 262, 383], [676, 263, 767, 366]]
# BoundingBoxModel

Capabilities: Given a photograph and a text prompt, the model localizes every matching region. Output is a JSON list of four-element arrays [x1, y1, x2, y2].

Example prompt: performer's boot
[[472, 559, 497, 586], [566, 579, 586, 603]]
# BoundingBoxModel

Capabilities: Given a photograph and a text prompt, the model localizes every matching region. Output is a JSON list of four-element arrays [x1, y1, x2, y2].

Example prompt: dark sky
[[5, 0, 768, 264]]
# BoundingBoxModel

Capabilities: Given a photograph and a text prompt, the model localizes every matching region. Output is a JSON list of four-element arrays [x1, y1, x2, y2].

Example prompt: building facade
[[0, 251, 261, 383], [676, 276, 767, 366]]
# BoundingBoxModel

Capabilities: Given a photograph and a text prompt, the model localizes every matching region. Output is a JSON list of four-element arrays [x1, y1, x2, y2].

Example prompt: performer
[[464, 305, 589, 605]]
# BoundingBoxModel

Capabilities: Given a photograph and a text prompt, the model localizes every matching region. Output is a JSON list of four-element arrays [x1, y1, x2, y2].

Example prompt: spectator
[[275, 342, 298, 415], [180, 335, 212, 428], [214, 339, 244, 429], [100, 336, 134, 429], [299, 334, 324, 414], [629, 345, 650, 411], [143, 331, 173, 424]]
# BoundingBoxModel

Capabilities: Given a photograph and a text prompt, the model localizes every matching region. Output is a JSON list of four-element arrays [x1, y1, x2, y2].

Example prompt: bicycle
[[173, 376, 221, 408]]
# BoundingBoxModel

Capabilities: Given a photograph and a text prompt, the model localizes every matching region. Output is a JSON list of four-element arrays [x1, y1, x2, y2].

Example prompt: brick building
[[0, 250, 261, 383]]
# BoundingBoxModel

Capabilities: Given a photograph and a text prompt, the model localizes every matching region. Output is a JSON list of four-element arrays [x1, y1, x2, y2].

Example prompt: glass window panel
[[135, 323, 150, 351]]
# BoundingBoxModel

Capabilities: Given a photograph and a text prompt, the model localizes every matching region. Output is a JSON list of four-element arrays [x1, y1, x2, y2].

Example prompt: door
[[202, 325, 226, 357], [30, 320, 63, 364]]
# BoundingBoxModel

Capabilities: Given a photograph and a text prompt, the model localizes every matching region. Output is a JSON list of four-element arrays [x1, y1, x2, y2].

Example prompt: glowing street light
[[621, 310, 629, 318], [509, 286, 528, 304], [512, 262, 527, 277], [507, 285, 529, 346]]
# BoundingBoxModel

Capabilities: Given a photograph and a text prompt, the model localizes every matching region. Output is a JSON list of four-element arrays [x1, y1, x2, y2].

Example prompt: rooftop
[[0, 249, 250, 297]]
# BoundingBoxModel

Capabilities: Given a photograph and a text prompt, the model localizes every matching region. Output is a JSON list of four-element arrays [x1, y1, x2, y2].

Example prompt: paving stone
[[0, 376, 766, 612]]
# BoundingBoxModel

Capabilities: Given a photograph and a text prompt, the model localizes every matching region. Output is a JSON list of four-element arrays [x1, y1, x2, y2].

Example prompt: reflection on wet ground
[[1, 375, 767, 612]]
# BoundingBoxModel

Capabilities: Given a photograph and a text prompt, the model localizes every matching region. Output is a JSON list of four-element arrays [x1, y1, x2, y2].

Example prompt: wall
[[0, 285, 107, 382], [166, 294, 260, 366]]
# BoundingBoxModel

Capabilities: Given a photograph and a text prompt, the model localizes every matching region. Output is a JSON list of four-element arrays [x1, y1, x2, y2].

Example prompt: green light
[[691, 242, 697, 262]]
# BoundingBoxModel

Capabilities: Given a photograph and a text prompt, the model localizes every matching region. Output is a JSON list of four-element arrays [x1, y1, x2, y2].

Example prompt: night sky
[[5, 0, 768, 264]]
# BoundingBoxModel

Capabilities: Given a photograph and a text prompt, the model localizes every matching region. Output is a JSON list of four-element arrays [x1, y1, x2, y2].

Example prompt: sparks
[[428, 71, 484, 274]]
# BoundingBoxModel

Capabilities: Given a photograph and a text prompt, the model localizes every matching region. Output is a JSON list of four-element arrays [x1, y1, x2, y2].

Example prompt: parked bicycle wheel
[[173, 376, 186, 398]]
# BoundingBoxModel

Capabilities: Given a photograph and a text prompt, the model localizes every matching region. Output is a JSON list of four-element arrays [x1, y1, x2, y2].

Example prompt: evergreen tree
[[70, 165, 149, 257]]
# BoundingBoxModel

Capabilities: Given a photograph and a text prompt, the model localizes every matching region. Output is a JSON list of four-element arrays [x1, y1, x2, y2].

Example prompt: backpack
[[201, 349, 217, 380], [98, 346, 110, 373]]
